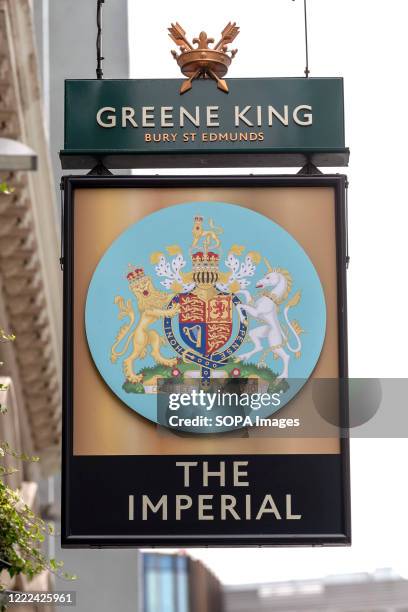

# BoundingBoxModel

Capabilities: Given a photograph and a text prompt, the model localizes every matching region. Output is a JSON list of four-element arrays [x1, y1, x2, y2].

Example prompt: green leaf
[[0, 329, 15, 343], [0, 180, 14, 195]]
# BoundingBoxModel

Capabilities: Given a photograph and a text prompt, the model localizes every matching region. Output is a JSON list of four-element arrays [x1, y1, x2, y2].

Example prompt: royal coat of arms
[[109, 213, 306, 394]]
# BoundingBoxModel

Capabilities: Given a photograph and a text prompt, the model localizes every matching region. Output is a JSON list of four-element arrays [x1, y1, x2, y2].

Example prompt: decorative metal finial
[[168, 22, 239, 94]]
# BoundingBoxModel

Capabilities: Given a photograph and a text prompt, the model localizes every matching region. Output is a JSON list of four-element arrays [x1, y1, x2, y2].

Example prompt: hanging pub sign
[[62, 19, 350, 546], [61, 174, 350, 547]]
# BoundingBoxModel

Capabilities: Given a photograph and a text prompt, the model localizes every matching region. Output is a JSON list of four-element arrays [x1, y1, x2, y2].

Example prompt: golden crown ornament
[[168, 22, 239, 94]]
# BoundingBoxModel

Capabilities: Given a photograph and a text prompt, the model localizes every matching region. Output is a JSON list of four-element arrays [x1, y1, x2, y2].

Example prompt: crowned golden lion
[[110, 268, 179, 385], [191, 215, 223, 251]]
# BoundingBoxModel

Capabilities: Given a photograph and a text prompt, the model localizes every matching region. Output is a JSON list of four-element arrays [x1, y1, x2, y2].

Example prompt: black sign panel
[[62, 175, 350, 546]]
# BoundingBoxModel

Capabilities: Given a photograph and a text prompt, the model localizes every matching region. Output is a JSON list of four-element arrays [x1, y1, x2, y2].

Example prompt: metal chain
[[303, 0, 310, 77], [96, 0, 105, 79], [292, 0, 310, 77]]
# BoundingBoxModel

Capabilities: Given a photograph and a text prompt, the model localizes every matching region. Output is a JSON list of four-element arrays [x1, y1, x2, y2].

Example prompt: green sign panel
[[61, 78, 348, 169]]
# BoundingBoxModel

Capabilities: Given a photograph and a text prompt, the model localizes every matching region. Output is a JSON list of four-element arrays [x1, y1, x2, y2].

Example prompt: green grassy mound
[[122, 359, 288, 395]]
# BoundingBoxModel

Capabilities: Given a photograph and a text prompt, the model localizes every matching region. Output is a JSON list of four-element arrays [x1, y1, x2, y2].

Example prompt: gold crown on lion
[[127, 264, 145, 285]]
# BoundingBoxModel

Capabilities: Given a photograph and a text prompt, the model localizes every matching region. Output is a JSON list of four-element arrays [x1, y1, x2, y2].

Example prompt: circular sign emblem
[[85, 202, 326, 431]]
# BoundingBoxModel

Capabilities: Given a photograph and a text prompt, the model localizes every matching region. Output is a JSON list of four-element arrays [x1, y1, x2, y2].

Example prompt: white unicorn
[[235, 259, 303, 379]]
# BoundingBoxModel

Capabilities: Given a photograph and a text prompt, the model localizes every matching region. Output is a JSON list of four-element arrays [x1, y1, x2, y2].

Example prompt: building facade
[[0, 0, 62, 477], [225, 571, 408, 612], [0, 0, 63, 607], [143, 552, 225, 612], [1, 1, 140, 610]]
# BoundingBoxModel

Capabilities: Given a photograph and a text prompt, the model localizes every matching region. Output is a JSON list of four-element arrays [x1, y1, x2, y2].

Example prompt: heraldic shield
[[179, 293, 233, 355]]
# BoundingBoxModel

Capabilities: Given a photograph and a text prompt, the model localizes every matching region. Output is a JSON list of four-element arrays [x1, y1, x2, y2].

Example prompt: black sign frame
[[62, 174, 350, 547]]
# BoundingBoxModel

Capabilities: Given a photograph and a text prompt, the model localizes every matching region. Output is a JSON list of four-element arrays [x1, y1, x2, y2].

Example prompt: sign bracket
[[87, 161, 113, 176], [297, 161, 323, 175]]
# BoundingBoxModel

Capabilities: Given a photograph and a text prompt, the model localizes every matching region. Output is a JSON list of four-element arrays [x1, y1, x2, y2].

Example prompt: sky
[[128, 0, 408, 585]]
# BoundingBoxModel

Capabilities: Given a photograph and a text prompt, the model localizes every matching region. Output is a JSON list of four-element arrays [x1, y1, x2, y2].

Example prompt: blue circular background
[[85, 202, 326, 428]]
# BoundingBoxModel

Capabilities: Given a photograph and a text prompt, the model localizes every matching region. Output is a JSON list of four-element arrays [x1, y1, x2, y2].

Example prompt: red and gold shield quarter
[[178, 293, 233, 355]]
